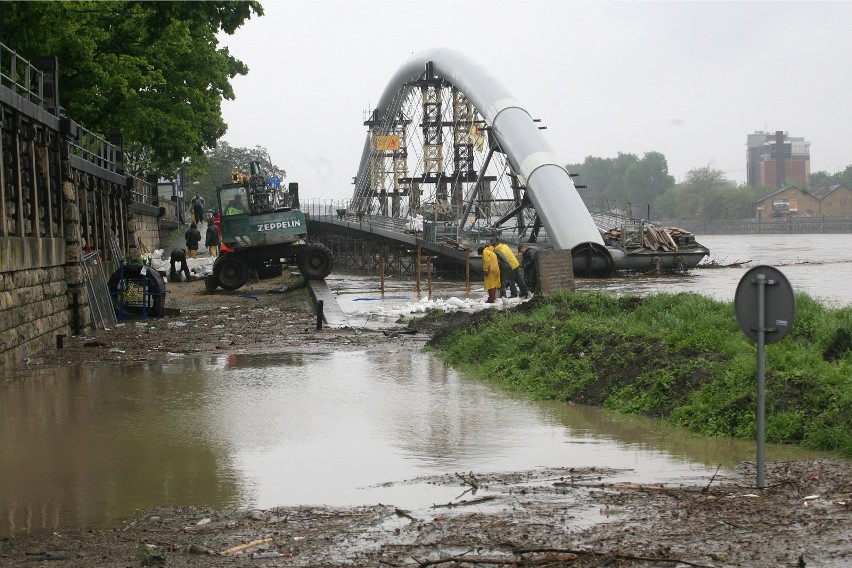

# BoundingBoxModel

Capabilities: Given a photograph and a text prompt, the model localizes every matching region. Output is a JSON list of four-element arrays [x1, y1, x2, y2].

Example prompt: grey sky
[[219, 1, 851, 200]]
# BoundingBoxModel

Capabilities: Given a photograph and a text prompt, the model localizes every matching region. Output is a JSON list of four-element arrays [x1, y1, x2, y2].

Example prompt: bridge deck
[[306, 211, 709, 274], [308, 213, 479, 264]]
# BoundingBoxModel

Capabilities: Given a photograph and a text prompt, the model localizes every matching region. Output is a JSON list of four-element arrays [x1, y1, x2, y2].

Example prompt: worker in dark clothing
[[185, 223, 202, 259], [191, 192, 205, 224], [493, 246, 513, 298], [205, 222, 220, 258], [169, 248, 191, 282], [518, 244, 538, 292]]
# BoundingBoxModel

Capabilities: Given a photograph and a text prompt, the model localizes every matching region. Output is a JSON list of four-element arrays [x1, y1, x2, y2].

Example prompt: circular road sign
[[734, 265, 796, 344]]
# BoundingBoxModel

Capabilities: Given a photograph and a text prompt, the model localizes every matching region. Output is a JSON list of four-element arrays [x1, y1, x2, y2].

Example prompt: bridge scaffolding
[[339, 49, 710, 277]]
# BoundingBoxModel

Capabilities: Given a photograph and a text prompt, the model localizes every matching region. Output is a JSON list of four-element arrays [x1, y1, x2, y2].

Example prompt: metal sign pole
[[755, 273, 767, 489], [735, 265, 795, 491]]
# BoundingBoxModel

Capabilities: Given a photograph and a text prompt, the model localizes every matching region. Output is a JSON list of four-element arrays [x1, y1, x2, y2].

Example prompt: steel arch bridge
[[349, 48, 611, 275], [306, 49, 708, 277]]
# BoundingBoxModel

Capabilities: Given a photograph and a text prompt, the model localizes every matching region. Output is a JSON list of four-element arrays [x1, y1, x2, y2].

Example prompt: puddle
[[0, 348, 827, 537], [2, 233, 847, 536]]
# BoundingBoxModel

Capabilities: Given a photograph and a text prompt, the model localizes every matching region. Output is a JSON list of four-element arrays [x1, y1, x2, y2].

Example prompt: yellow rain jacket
[[482, 245, 501, 290], [495, 243, 520, 270]]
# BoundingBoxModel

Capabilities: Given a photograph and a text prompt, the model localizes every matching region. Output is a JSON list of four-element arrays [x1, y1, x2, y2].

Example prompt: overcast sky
[[218, 1, 851, 200]]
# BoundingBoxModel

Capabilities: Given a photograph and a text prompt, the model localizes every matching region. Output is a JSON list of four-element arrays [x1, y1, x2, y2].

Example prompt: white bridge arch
[[352, 48, 612, 274]]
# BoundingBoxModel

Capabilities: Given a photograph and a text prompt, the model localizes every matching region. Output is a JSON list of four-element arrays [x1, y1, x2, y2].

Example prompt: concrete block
[[0, 237, 65, 272], [536, 249, 575, 295]]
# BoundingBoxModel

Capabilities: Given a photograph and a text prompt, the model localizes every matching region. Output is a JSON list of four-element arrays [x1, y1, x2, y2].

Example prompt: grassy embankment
[[428, 291, 852, 456]]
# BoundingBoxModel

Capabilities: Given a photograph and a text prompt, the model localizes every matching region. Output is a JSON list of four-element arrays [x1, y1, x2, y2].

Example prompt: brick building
[[754, 185, 852, 218], [747, 131, 811, 189], [811, 184, 852, 217]]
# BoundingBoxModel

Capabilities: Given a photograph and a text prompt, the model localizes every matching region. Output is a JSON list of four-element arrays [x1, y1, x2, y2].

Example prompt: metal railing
[[591, 211, 635, 232], [0, 40, 124, 174], [657, 215, 852, 235], [68, 124, 123, 173], [131, 178, 155, 206], [301, 198, 353, 220], [300, 197, 513, 248], [0, 42, 46, 108], [302, 197, 429, 237]]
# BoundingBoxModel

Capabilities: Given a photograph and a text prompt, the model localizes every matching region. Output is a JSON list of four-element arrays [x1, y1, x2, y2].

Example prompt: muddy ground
[[3, 273, 850, 567]]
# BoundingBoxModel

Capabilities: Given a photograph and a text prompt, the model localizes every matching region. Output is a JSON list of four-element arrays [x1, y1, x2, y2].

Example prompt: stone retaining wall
[[0, 79, 164, 368], [130, 203, 164, 255], [0, 238, 69, 366]]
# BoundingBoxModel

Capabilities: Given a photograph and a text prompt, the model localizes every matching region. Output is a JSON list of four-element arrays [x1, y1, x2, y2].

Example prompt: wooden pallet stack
[[604, 224, 695, 252]]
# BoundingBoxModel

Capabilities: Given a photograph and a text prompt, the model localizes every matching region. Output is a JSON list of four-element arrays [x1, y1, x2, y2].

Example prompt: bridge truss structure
[[305, 49, 708, 279], [349, 48, 613, 276]]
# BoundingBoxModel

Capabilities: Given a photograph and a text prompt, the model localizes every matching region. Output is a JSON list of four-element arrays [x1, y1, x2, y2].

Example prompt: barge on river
[[457, 212, 710, 276], [592, 212, 710, 274]]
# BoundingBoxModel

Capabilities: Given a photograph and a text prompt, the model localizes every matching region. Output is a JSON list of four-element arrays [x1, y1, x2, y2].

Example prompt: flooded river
[[577, 233, 852, 306], [1, 233, 847, 537]]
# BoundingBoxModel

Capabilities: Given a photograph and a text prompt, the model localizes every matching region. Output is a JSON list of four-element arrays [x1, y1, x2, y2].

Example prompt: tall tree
[[191, 142, 287, 207], [623, 151, 675, 217], [568, 151, 674, 214], [836, 164, 852, 188], [684, 167, 729, 189], [810, 170, 837, 189], [653, 167, 757, 221], [720, 186, 761, 219], [567, 156, 611, 207], [0, 1, 263, 175], [809, 164, 852, 189]]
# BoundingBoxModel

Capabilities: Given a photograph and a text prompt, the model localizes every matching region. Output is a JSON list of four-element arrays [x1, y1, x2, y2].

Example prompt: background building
[[754, 184, 851, 218], [746, 130, 811, 189]]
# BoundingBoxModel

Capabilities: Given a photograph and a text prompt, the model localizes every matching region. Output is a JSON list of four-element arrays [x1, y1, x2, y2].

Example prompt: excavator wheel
[[213, 254, 249, 290], [298, 242, 333, 280]]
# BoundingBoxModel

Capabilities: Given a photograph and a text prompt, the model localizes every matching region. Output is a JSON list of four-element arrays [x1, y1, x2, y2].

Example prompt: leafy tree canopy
[[567, 151, 675, 212], [810, 165, 852, 190], [653, 167, 759, 221], [190, 141, 286, 207], [1, 0, 263, 176]]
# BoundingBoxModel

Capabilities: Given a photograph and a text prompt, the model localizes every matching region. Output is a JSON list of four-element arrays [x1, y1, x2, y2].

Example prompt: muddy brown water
[[2, 234, 849, 538], [576, 233, 852, 306]]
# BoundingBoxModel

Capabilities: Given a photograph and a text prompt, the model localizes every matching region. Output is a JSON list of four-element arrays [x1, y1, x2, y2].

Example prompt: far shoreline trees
[[569, 153, 851, 221], [567, 152, 674, 218], [653, 167, 758, 221]]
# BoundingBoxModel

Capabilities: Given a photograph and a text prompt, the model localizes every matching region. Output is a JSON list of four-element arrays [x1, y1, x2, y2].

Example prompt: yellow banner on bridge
[[469, 124, 485, 152], [375, 135, 400, 151]]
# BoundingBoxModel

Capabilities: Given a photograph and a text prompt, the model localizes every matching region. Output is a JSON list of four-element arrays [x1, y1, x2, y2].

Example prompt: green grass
[[428, 290, 852, 456], [162, 226, 183, 249]]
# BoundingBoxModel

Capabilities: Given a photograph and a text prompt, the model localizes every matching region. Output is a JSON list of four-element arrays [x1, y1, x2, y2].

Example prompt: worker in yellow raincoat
[[479, 244, 501, 303], [493, 241, 529, 298]]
